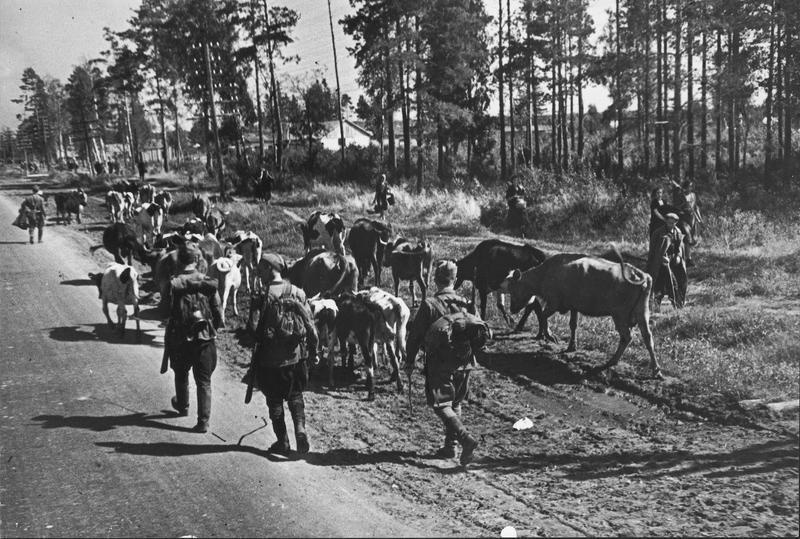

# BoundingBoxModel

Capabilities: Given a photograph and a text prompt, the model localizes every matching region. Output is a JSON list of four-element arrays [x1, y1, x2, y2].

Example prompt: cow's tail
[[612, 244, 647, 286]]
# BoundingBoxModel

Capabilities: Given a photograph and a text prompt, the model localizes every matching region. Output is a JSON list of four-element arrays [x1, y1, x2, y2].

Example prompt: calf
[[308, 296, 339, 364], [106, 190, 125, 223], [356, 287, 409, 393], [197, 233, 227, 271], [121, 192, 136, 221], [226, 230, 263, 293], [205, 207, 228, 238], [54, 188, 88, 224], [90, 223, 141, 265], [132, 202, 164, 247], [330, 293, 382, 400], [500, 249, 662, 378], [456, 238, 551, 336], [383, 238, 433, 306], [207, 253, 243, 327], [191, 192, 211, 219], [88, 264, 142, 341], [154, 190, 172, 216], [299, 210, 345, 254], [346, 218, 392, 287]]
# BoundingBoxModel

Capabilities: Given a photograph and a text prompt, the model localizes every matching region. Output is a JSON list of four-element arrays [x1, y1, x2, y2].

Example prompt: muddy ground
[[28, 181, 800, 537]]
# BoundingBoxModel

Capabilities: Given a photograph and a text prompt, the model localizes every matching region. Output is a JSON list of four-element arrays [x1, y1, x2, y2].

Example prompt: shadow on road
[[32, 412, 192, 433], [60, 278, 94, 286], [479, 350, 588, 386], [472, 438, 799, 481], [0, 241, 30, 245], [46, 323, 160, 347]]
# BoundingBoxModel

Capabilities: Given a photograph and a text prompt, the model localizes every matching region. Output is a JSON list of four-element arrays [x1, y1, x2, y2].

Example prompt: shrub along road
[[3, 174, 798, 536]]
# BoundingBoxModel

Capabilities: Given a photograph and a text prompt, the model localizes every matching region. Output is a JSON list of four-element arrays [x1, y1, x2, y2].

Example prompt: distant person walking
[[137, 156, 146, 183], [671, 179, 701, 267], [371, 174, 392, 219], [21, 185, 46, 244], [505, 179, 528, 235]]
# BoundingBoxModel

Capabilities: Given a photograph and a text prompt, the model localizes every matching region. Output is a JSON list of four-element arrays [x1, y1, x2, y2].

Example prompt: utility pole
[[327, 0, 346, 162], [204, 37, 226, 199]]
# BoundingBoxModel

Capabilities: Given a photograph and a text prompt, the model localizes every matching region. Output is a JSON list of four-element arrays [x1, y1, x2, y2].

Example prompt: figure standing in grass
[[371, 174, 392, 219]]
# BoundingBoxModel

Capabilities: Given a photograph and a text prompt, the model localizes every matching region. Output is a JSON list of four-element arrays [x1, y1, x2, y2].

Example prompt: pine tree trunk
[[173, 86, 183, 162], [498, 0, 507, 180], [155, 74, 169, 173], [507, 0, 516, 173], [783, 26, 792, 165], [656, 0, 663, 169], [399, 20, 411, 177], [776, 26, 783, 161], [615, 0, 623, 175], [686, 9, 694, 180], [663, 0, 670, 171], [672, 0, 681, 179], [551, 25, 557, 171], [715, 30, 722, 172], [386, 56, 396, 173], [263, 0, 283, 171], [728, 31, 737, 172], [701, 29, 708, 172], [577, 33, 584, 160], [643, 6, 651, 172], [765, 0, 776, 179], [415, 15, 424, 193], [559, 28, 568, 171], [568, 36, 575, 162]]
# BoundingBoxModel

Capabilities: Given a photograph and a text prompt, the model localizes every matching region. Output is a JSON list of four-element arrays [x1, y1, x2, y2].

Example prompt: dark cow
[[139, 183, 155, 204], [205, 207, 228, 238], [154, 190, 172, 216], [330, 292, 383, 400], [90, 223, 142, 265], [253, 169, 273, 202], [181, 217, 206, 235], [501, 249, 662, 378], [346, 218, 392, 287], [383, 238, 433, 306], [301, 251, 359, 298], [284, 248, 327, 287], [455, 239, 551, 337], [191, 192, 211, 219], [54, 188, 88, 224], [299, 211, 346, 254]]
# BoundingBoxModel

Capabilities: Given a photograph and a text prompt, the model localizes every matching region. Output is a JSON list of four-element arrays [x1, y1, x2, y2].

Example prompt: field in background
[[34, 166, 800, 401]]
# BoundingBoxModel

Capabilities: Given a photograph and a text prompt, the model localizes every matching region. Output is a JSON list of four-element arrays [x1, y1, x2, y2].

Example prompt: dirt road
[[2, 176, 798, 537], [0, 186, 452, 537]]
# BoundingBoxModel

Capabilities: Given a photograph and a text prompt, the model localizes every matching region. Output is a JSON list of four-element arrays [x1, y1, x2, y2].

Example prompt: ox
[[54, 188, 87, 224], [500, 250, 662, 378], [191, 192, 211, 219], [154, 190, 172, 216], [300, 251, 359, 298], [132, 202, 164, 247], [299, 211, 346, 254], [355, 287, 409, 393], [139, 183, 155, 204], [346, 218, 392, 287], [226, 230, 263, 293], [383, 238, 433, 306], [207, 253, 243, 327], [105, 190, 125, 223], [88, 264, 142, 341], [456, 239, 551, 337], [90, 223, 141, 265], [205, 207, 228, 238]]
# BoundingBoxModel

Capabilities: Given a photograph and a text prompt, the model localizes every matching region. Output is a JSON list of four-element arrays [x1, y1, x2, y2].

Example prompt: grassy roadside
[[17, 166, 800, 403]]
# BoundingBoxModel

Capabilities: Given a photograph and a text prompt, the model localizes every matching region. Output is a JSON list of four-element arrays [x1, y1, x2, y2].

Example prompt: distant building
[[320, 119, 374, 150]]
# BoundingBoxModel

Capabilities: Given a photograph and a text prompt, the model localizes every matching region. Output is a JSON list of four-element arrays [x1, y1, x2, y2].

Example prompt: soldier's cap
[[31, 185, 39, 193], [434, 260, 457, 284], [664, 212, 680, 222], [259, 252, 286, 273], [177, 242, 202, 265]]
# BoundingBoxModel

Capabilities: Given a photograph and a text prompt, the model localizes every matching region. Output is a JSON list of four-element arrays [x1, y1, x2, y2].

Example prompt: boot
[[268, 402, 291, 454], [288, 395, 309, 454], [434, 423, 457, 459], [459, 434, 479, 466], [170, 396, 189, 417]]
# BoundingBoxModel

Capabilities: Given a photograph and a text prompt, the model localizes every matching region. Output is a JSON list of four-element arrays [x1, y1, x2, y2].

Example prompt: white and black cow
[[299, 211, 346, 254], [88, 263, 142, 341]]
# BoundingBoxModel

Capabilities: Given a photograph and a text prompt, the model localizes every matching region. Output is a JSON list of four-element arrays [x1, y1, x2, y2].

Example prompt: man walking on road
[[21, 185, 46, 244], [405, 260, 482, 465], [166, 242, 223, 433], [252, 253, 318, 455]]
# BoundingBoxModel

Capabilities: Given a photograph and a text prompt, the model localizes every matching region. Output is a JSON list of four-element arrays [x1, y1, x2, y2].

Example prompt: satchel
[[12, 209, 28, 230]]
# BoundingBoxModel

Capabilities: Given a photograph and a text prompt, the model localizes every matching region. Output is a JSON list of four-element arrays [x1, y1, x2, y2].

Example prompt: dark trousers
[[258, 362, 308, 443], [26, 213, 44, 243], [428, 370, 471, 449], [171, 340, 217, 425]]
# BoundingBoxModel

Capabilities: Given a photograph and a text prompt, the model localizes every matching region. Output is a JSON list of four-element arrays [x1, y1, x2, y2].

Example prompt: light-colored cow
[[356, 287, 410, 392], [207, 253, 243, 327], [106, 190, 125, 223], [88, 264, 141, 341], [132, 202, 164, 247]]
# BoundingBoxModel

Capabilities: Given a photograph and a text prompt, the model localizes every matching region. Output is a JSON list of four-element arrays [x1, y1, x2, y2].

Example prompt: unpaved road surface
[[2, 176, 798, 537]]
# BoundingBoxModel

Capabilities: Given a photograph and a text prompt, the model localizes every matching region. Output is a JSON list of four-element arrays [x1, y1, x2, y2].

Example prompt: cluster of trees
[[5, 0, 799, 192]]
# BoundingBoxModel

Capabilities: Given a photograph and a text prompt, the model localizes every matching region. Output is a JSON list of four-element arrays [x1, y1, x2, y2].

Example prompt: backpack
[[256, 282, 308, 355], [425, 311, 490, 369], [171, 289, 214, 343]]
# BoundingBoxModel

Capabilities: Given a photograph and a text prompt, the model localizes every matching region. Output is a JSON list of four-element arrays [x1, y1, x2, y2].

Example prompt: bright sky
[[0, 0, 613, 130]]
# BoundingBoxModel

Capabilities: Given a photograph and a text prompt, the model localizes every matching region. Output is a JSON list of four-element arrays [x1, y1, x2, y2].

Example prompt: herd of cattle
[[77, 181, 665, 401]]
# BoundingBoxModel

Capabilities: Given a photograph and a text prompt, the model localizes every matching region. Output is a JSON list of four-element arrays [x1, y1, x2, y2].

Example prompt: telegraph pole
[[327, 0, 346, 162], [204, 37, 226, 199]]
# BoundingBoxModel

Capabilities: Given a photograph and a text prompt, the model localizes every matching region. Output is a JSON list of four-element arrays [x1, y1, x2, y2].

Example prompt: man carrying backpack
[[166, 242, 224, 433], [251, 253, 318, 455], [404, 260, 483, 465]]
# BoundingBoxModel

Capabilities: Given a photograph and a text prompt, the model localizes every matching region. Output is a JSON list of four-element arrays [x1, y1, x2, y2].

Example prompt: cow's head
[[500, 268, 529, 314], [88, 272, 103, 298], [76, 188, 88, 206]]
